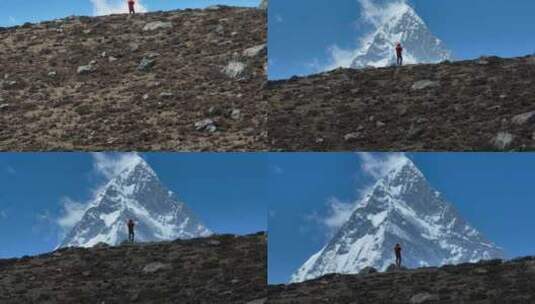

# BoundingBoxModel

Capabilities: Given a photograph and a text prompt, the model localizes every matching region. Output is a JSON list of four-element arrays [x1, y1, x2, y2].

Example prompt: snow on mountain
[[60, 155, 211, 248], [350, 1, 452, 68], [290, 156, 504, 283]]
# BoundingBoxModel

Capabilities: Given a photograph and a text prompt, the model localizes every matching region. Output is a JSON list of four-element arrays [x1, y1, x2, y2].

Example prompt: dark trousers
[[128, 4, 135, 14], [128, 231, 135, 242], [396, 254, 402, 267], [397, 55, 403, 66]]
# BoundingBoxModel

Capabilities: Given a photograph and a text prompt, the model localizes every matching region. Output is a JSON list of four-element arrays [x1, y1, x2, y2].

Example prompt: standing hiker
[[394, 243, 402, 267], [127, 219, 135, 243], [395, 43, 403, 66], [128, 0, 135, 14]]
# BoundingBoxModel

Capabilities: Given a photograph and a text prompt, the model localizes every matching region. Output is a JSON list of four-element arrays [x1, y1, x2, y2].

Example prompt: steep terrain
[[268, 55, 535, 151], [269, 257, 535, 304], [0, 232, 267, 304], [61, 155, 211, 248], [0, 6, 266, 151], [351, 1, 451, 68], [290, 156, 503, 283]]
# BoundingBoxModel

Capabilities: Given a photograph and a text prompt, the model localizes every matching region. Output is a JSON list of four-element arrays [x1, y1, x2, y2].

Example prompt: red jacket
[[396, 45, 403, 56]]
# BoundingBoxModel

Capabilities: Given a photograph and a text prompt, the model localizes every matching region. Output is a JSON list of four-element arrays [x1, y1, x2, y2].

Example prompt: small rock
[[411, 80, 440, 90], [143, 21, 173, 31], [77, 64, 95, 75], [231, 279, 239, 284], [137, 57, 156, 71], [108, 56, 118, 63], [243, 44, 266, 57], [0, 103, 9, 110], [410, 293, 439, 304], [376, 121, 386, 128], [315, 137, 324, 144], [492, 132, 514, 150], [230, 109, 241, 120], [511, 111, 535, 125], [100, 51, 107, 58], [207, 240, 221, 246], [159, 92, 174, 98], [222, 61, 246, 79], [194, 119, 217, 133], [142, 262, 171, 274], [344, 132, 360, 142], [472, 268, 488, 274], [82, 271, 91, 277], [246, 298, 267, 304], [48, 71, 57, 77], [142, 94, 149, 100]]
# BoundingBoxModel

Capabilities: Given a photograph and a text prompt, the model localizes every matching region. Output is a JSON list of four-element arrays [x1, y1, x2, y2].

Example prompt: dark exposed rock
[[0, 6, 266, 151], [267, 55, 535, 151], [269, 257, 535, 304], [0, 233, 266, 303]]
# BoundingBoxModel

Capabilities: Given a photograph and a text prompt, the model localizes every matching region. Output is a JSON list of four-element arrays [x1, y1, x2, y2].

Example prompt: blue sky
[[269, 0, 535, 79], [0, 153, 267, 258], [0, 0, 260, 27], [268, 153, 535, 284]]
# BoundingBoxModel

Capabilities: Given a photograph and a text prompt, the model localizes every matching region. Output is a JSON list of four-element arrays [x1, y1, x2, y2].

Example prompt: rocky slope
[[0, 232, 267, 304], [291, 157, 504, 283], [270, 257, 535, 304], [0, 6, 266, 151], [268, 55, 535, 151]]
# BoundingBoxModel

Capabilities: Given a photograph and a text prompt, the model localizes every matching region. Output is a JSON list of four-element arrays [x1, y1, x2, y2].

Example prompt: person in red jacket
[[394, 243, 402, 267], [395, 43, 403, 66], [127, 219, 135, 243], [128, 0, 135, 14]]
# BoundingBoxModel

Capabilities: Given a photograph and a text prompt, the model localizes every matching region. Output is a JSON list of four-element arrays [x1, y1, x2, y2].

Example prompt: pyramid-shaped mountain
[[291, 156, 504, 283], [60, 156, 211, 247], [351, 1, 451, 68]]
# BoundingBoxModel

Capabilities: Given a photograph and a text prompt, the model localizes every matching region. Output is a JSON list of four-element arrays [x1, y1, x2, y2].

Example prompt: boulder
[[492, 132, 514, 150], [243, 44, 266, 57], [223, 61, 246, 79], [410, 293, 439, 304], [511, 111, 535, 125], [142, 262, 172, 274], [137, 57, 156, 71], [359, 267, 378, 275], [411, 80, 439, 90], [142, 21, 173, 31]]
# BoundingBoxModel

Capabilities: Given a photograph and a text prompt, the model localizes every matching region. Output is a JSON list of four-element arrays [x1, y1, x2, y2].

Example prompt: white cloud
[[91, 152, 142, 179], [357, 152, 408, 179], [307, 153, 409, 235], [56, 197, 89, 231], [8, 16, 16, 24], [90, 0, 148, 16]]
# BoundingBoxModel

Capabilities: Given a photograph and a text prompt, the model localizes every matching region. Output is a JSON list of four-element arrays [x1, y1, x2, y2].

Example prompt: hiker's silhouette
[[394, 243, 402, 267], [396, 43, 403, 66], [127, 219, 135, 243], [128, 0, 135, 14]]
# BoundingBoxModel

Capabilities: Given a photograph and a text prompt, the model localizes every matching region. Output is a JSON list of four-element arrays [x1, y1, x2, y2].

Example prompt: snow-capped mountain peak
[[290, 156, 504, 283], [60, 156, 211, 248], [351, 1, 452, 68]]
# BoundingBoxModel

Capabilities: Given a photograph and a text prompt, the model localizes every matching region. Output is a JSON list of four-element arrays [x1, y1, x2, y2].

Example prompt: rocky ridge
[[0, 6, 266, 151], [268, 55, 535, 151], [269, 257, 535, 304], [0, 232, 267, 304]]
